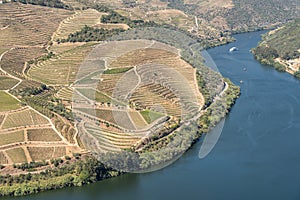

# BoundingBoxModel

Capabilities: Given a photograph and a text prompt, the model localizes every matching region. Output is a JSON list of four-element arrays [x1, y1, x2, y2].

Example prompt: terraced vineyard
[[93, 23, 129, 30], [0, 0, 238, 178], [28, 43, 96, 85], [56, 87, 74, 101], [0, 47, 46, 78], [52, 115, 77, 144], [0, 3, 72, 49], [131, 84, 182, 118], [97, 73, 125, 97], [82, 123, 144, 152], [0, 1, 171, 174], [53, 9, 105, 41], [73, 40, 204, 155], [49, 42, 85, 54], [98, 109, 136, 130], [0, 4, 90, 163], [77, 88, 113, 104]]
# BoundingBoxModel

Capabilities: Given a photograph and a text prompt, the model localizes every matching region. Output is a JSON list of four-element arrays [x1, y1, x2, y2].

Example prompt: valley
[[0, 0, 297, 197]]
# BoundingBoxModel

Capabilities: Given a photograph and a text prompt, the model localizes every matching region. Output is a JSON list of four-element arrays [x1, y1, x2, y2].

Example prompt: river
[[9, 31, 300, 200]]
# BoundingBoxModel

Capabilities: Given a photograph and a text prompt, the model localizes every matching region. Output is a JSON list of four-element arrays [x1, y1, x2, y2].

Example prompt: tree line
[[0, 156, 120, 197]]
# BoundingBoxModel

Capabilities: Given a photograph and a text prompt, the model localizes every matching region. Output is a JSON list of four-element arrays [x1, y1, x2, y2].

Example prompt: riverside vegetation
[[252, 19, 300, 78], [0, 0, 295, 197], [0, 156, 120, 196]]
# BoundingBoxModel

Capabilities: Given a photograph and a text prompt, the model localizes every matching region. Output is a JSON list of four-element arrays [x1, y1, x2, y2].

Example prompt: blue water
[[10, 31, 300, 200]]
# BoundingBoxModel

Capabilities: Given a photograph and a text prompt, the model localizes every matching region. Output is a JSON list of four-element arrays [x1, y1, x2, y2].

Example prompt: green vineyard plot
[[0, 91, 20, 112], [6, 148, 27, 164], [2, 108, 49, 129], [140, 110, 165, 124], [0, 76, 19, 90], [0, 130, 24, 146]]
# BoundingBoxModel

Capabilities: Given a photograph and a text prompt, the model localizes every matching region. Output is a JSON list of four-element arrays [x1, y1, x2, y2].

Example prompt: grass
[[6, 148, 27, 164], [27, 129, 62, 142], [0, 91, 20, 112], [128, 111, 148, 129], [140, 110, 165, 124], [0, 131, 24, 146], [103, 67, 133, 74]]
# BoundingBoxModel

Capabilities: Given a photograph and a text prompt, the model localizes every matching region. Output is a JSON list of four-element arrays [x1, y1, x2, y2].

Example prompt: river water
[[9, 31, 300, 200]]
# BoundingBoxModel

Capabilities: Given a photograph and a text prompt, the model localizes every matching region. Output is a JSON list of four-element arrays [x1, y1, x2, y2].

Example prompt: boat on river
[[229, 47, 238, 52]]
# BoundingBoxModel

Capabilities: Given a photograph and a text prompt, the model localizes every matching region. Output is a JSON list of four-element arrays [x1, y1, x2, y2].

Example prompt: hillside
[[0, 2, 86, 179], [0, 0, 243, 196], [71, 0, 299, 47], [252, 19, 300, 77]]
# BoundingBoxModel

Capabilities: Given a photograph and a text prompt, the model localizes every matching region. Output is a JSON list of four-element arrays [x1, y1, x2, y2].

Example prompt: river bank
[[251, 19, 300, 78], [4, 30, 300, 200], [0, 37, 241, 198], [0, 61, 239, 198]]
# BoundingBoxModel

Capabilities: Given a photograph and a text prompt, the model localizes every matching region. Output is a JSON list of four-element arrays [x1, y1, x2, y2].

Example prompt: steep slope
[[252, 19, 300, 77]]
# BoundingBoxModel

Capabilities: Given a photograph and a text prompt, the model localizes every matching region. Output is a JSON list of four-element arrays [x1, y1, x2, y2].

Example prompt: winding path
[[126, 66, 141, 100]]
